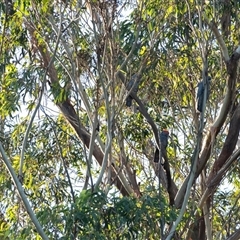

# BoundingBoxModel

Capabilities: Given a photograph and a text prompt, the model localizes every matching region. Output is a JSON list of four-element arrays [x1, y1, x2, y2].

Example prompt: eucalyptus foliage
[[0, 0, 240, 239]]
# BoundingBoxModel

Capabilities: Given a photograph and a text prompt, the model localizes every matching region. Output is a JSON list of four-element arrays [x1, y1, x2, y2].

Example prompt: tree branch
[[225, 228, 240, 240], [25, 20, 131, 197], [208, 21, 229, 61], [198, 103, 240, 208], [175, 46, 240, 208], [117, 71, 178, 203], [0, 143, 49, 240]]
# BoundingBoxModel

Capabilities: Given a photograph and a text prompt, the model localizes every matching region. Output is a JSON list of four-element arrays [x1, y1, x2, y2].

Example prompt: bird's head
[[162, 129, 169, 134]]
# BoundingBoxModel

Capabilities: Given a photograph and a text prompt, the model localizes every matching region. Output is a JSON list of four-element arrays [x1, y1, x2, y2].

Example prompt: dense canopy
[[0, 0, 240, 239]]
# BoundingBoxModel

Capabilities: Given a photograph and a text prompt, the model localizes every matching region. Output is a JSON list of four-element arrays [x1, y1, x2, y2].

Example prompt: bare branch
[[208, 21, 229, 61]]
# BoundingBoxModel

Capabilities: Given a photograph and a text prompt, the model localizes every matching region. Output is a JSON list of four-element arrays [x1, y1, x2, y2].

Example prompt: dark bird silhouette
[[154, 129, 169, 163], [126, 74, 139, 107], [196, 76, 211, 112]]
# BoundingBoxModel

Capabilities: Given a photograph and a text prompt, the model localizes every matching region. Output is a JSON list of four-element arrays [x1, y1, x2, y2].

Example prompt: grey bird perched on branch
[[126, 74, 140, 107], [196, 76, 211, 112], [154, 129, 169, 163]]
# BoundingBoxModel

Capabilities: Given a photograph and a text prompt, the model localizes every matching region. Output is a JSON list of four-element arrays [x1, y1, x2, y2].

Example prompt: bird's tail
[[126, 96, 132, 107], [154, 148, 159, 162]]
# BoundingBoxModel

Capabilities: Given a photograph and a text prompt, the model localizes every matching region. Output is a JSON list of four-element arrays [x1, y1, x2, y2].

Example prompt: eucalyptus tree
[[0, 0, 240, 239]]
